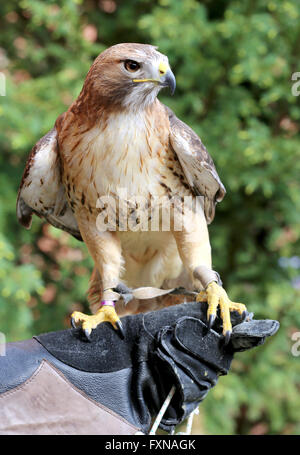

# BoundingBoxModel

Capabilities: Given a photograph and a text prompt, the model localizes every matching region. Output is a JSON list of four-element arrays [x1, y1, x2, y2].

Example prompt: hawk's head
[[83, 43, 176, 110]]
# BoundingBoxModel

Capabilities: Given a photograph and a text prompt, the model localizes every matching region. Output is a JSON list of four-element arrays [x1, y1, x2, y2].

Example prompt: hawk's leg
[[70, 210, 124, 339], [172, 206, 247, 343]]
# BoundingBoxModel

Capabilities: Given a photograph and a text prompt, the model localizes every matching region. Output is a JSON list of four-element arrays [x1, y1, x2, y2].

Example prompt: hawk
[[17, 43, 246, 342]]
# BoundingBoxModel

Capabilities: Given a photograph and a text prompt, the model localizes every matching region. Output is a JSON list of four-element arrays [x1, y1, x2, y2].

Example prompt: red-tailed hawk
[[17, 43, 246, 343]]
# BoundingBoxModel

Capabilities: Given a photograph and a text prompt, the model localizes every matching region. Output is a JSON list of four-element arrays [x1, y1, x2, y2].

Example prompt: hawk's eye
[[124, 60, 140, 73]]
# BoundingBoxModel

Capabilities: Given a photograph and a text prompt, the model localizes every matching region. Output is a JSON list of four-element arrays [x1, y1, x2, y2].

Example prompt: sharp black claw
[[71, 317, 77, 329], [207, 314, 216, 330], [224, 330, 232, 346], [83, 329, 92, 342], [116, 320, 125, 339]]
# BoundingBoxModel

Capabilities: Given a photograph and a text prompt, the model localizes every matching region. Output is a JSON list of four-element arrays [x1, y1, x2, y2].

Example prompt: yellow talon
[[196, 281, 247, 342], [71, 305, 124, 339]]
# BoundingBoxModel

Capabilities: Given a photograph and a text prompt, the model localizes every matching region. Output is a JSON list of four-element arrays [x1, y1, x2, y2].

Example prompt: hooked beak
[[132, 62, 176, 95], [158, 62, 176, 95], [161, 68, 176, 95]]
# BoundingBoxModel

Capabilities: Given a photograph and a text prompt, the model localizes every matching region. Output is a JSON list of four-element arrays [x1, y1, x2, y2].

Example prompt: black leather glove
[[0, 302, 279, 435]]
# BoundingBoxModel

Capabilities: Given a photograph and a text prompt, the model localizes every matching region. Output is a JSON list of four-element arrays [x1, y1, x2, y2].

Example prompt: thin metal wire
[[175, 408, 199, 435], [148, 385, 176, 435], [186, 407, 199, 435]]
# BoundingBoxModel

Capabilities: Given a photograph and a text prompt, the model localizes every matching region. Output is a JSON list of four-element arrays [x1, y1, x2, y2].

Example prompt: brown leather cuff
[[193, 265, 222, 289], [0, 360, 140, 435]]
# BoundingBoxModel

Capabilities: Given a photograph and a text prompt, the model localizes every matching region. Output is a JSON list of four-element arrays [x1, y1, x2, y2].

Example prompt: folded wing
[[166, 107, 226, 224], [16, 127, 82, 241]]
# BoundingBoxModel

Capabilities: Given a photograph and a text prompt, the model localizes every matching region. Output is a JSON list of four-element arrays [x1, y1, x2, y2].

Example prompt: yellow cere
[[159, 61, 168, 76]]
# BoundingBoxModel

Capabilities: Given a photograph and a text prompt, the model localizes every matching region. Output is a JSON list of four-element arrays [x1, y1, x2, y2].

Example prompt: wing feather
[[16, 128, 82, 241], [166, 106, 226, 224]]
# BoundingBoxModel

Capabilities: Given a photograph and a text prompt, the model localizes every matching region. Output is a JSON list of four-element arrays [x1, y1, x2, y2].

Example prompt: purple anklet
[[100, 300, 115, 307]]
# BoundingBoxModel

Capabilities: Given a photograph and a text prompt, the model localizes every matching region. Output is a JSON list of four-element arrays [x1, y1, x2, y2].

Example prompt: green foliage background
[[0, 0, 299, 435]]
